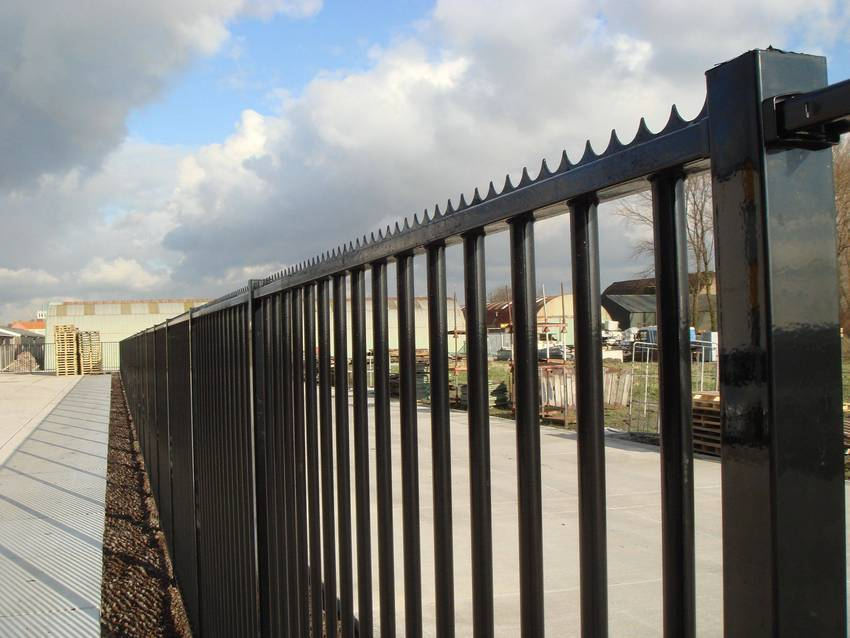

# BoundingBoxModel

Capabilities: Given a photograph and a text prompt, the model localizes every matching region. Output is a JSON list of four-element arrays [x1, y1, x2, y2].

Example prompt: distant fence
[[627, 340, 718, 433], [121, 50, 849, 637], [0, 342, 120, 374]]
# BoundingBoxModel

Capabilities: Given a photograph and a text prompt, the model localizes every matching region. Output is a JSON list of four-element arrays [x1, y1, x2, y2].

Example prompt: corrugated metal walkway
[[0, 375, 111, 636]]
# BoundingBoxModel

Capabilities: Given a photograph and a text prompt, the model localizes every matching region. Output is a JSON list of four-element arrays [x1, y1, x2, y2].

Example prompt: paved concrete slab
[[0, 375, 80, 465], [333, 398, 850, 637], [0, 375, 111, 637]]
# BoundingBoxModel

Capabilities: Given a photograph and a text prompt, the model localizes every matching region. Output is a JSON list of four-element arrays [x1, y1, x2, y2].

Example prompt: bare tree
[[616, 173, 716, 330], [834, 138, 850, 332], [487, 284, 511, 303]]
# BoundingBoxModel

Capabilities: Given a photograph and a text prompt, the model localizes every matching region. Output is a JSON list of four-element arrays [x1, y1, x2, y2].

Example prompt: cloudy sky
[[1, 0, 849, 322]]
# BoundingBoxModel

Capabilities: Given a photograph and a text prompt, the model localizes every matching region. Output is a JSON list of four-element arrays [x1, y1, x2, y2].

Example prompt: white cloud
[[0, 267, 60, 286], [0, 0, 847, 322], [78, 257, 166, 290], [0, 0, 323, 191]]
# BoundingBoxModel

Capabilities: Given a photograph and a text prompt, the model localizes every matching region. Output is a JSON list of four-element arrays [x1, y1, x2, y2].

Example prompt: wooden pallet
[[79, 330, 103, 375], [55, 325, 79, 376], [692, 391, 720, 457]]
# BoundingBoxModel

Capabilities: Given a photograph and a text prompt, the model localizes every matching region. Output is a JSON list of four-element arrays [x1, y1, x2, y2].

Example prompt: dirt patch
[[100, 373, 192, 637]]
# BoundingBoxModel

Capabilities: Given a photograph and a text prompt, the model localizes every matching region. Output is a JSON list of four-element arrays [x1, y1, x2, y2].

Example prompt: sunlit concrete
[[0, 374, 111, 636], [336, 398, 725, 637]]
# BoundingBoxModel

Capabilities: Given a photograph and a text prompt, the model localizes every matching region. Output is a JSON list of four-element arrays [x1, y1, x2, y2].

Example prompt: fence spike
[[663, 104, 686, 133], [486, 180, 498, 199], [458, 193, 469, 210], [518, 166, 532, 187], [605, 129, 624, 154], [634, 116, 653, 144], [580, 140, 598, 165], [446, 198, 456, 214], [403, 217, 410, 230], [422, 208, 431, 223], [538, 158, 552, 180], [503, 173, 515, 193], [556, 150, 572, 173], [471, 187, 483, 205], [434, 203, 443, 218]]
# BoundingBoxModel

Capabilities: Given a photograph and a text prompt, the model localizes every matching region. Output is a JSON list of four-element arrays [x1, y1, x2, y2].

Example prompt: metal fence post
[[248, 280, 270, 636], [707, 49, 846, 636]]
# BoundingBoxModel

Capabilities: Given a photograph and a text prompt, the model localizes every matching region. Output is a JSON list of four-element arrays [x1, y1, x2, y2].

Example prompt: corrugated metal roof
[[604, 294, 657, 314], [47, 299, 208, 316]]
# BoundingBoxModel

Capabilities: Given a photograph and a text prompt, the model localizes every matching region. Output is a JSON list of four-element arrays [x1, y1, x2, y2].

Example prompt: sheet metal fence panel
[[118, 48, 848, 638]]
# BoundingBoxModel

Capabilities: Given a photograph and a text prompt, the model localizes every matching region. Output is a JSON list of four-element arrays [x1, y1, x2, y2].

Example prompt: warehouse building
[[329, 296, 466, 355], [601, 274, 716, 330], [482, 294, 617, 353], [45, 299, 208, 370]]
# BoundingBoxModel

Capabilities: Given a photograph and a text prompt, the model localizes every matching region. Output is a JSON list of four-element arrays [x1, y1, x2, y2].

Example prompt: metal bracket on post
[[763, 78, 850, 150], [762, 95, 840, 150]]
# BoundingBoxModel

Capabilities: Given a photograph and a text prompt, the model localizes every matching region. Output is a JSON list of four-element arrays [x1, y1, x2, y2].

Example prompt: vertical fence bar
[[212, 315, 226, 633], [333, 273, 355, 636], [189, 309, 204, 635], [707, 50, 846, 636], [508, 213, 544, 637], [397, 251, 423, 638], [282, 291, 302, 638], [304, 284, 323, 638], [462, 230, 494, 638], [351, 266, 374, 636], [651, 170, 696, 638], [318, 278, 338, 638], [292, 288, 310, 635], [226, 310, 246, 632], [569, 196, 608, 638], [272, 293, 289, 635], [226, 310, 241, 634], [252, 289, 272, 636], [240, 304, 259, 635], [371, 260, 397, 636], [213, 312, 230, 633], [426, 242, 456, 637]]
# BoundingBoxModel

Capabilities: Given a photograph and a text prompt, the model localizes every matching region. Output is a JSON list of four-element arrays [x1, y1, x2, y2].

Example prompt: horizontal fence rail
[[120, 49, 849, 637]]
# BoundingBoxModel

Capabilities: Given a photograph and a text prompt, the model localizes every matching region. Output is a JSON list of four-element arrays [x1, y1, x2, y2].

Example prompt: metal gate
[[120, 49, 850, 637]]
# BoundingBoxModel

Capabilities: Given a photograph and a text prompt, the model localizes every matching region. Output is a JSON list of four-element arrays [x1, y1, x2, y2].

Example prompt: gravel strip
[[100, 374, 192, 637]]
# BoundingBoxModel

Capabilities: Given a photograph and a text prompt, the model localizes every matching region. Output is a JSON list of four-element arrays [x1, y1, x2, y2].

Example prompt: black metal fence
[[120, 49, 850, 637]]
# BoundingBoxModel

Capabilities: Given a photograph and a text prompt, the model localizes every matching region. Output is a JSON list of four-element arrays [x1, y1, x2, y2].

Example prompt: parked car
[[538, 346, 565, 361], [495, 348, 512, 361]]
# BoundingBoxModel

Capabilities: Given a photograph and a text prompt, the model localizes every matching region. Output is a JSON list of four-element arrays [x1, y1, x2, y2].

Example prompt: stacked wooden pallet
[[79, 331, 103, 374], [692, 391, 721, 456], [55, 325, 79, 376]]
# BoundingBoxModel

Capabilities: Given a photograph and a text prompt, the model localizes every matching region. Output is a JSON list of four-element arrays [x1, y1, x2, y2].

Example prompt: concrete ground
[[339, 399, 849, 637], [0, 374, 110, 636]]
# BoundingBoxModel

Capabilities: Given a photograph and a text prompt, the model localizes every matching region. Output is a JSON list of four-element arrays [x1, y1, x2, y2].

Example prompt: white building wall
[[45, 300, 207, 345]]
